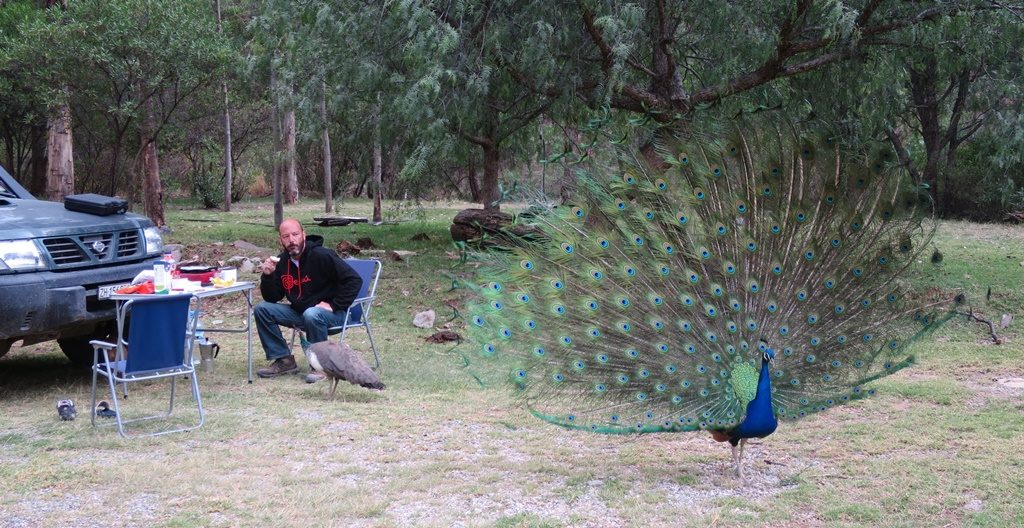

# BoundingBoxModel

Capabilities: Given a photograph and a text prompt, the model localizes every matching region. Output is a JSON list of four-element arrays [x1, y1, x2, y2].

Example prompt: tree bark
[[372, 108, 382, 224], [322, 81, 333, 213], [270, 59, 283, 227], [466, 155, 480, 202], [45, 100, 74, 202], [283, 109, 298, 204], [29, 122, 47, 197], [216, 0, 233, 212], [480, 141, 500, 211], [908, 57, 943, 213], [139, 96, 165, 227]]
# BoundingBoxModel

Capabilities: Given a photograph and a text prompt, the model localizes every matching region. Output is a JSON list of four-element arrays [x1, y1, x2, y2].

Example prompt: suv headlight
[[143, 226, 164, 255], [0, 239, 45, 271]]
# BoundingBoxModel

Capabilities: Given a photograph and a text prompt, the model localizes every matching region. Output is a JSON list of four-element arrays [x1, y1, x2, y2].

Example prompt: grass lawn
[[1, 198, 1022, 527]]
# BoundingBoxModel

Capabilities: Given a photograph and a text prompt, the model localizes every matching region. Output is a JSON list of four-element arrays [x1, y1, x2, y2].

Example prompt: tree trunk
[[466, 156, 480, 202], [372, 111, 382, 224], [45, 100, 74, 202], [216, 0, 233, 212], [270, 58, 283, 227], [480, 142, 500, 211], [284, 109, 298, 204], [139, 96, 165, 227], [29, 122, 47, 197], [322, 81, 333, 213], [908, 58, 943, 213]]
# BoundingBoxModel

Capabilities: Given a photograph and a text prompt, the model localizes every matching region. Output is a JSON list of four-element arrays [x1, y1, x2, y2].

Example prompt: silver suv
[[0, 165, 164, 365]]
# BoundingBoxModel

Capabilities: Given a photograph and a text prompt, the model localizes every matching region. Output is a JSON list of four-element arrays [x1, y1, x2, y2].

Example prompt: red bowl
[[178, 270, 216, 284]]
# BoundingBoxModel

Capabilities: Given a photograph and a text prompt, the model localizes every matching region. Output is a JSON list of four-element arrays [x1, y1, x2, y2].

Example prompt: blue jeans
[[254, 302, 349, 360]]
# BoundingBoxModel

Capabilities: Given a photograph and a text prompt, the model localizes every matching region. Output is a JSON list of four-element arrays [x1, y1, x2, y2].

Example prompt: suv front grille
[[42, 230, 144, 266]]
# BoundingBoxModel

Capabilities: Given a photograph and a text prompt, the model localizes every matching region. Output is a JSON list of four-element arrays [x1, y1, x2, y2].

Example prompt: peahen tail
[[462, 119, 961, 434]]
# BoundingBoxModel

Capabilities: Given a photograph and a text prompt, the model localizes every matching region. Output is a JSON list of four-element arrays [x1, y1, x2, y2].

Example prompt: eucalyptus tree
[[7, 0, 229, 226]]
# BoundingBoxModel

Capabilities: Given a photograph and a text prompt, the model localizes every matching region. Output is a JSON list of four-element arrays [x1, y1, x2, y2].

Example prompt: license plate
[[98, 282, 131, 300]]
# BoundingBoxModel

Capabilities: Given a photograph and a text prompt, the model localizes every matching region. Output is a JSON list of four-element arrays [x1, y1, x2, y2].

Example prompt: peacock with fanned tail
[[461, 120, 961, 479]]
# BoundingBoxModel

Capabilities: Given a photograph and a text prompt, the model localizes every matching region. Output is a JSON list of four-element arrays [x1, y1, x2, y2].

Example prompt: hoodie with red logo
[[260, 235, 362, 313]]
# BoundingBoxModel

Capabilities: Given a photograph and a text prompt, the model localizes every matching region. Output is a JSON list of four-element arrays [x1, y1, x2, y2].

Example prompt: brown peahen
[[462, 119, 961, 479], [302, 338, 385, 399]]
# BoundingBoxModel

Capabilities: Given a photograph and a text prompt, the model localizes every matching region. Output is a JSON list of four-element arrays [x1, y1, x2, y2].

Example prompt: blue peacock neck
[[730, 349, 779, 442]]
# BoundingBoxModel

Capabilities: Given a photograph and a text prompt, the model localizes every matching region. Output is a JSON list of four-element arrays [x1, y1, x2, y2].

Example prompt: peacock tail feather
[[462, 120, 961, 435]]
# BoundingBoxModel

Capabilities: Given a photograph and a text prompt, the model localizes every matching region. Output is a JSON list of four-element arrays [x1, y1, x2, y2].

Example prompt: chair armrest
[[90, 339, 116, 351]]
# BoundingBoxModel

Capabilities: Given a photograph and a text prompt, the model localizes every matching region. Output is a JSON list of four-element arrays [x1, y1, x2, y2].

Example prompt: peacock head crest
[[758, 339, 775, 364]]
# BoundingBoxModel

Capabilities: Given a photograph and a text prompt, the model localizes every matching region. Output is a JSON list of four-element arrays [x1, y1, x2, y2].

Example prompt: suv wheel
[[58, 321, 117, 367]]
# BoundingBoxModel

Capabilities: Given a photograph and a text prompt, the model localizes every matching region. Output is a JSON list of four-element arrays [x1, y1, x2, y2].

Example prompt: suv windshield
[[0, 180, 15, 199]]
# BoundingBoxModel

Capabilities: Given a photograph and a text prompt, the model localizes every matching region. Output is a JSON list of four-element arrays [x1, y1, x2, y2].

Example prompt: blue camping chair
[[292, 258, 382, 368], [90, 293, 204, 438]]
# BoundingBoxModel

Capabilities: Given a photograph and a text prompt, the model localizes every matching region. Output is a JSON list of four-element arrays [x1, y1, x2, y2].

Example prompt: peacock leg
[[737, 439, 748, 482], [731, 443, 740, 478], [328, 379, 339, 400]]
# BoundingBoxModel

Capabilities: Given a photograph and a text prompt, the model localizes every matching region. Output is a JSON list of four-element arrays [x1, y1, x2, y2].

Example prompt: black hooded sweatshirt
[[260, 235, 362, 314]]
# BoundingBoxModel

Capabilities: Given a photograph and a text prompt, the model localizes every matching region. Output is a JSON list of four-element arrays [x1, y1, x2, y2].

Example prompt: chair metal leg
[[365, 323, 380, 369]]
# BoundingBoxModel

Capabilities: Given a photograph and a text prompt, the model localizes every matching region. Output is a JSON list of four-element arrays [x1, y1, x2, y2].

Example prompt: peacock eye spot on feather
[[851, 221, 863, 231], [863, 334, 873, 342], [706, 332, 718, 342], [804, 251, 815, 261], [666, 365, 677, 373], [717, 225, 728, 235], [695, 191, 706, 200], [560, 336, 572, 345], [749, 282, 760, 293], [889, 340, 900, 350], [783, 347, 794, 356], [796, 290, 808, 301], [779, 326, 789, 336], [712, 353, 722, 362], [610, 414, 620, 422], [620, 322, 632, 332], [620, 298, 631, 307], [771, 225, 781, 234], [747, 242, 757, 252], [680, 155, 689, 164], [712, 167, 722, 176], [624, 175, 636, 185], [553, 373, 565, 382], [625, 267, 636, 276], [656, 179, 667, 190], [685, 344, 696, 354], [599, 239, 610, 248], [572, 207, 585, 218], [700, 389, 710, 397], [554, 304, 566, 314], [587, 301, 598, 310], [596, 354, 608, 363], [771, 168, 780, 176], [660, 266, 670, 276], [657, 343, 669, 353], [854, 361, 864, 368], [791, 378, 800, 386], [672, 395, 682, 403], [887, 294, 898, 302], [472, 316, 484, 326], [489, 282, 502, 291], [680, 321, 692, 332], [835, 305, 845, 314], [517, 294, 530, 303], [595, 383, 606, 392], [825, 279, 835, 289], [861, 299, 871, 307], [810, 337, 821, 346], [682, 296, 695, 306], [616, 201, 627, 210], [500, 328, 511, 338], [831, 360, 842, 368], [515, 370, 527, 379], [772, 265, 782, 274], [689, 273, 699, 283], [731, 300, 741, 310], [592, 270, 603, 280], [561, 243, 574, 254], [767, 303, 778, 312], [484, 343, 495, 354], [727, 322, 738, 332], [796, 212, 807, 222], [533, 347, 546, 357], [746, 321, 757, 330], [852, 267, 863, 277], [573, 360, 586, 370], [737, 203, 747, 213], [831, 238, 841, 247], [762, 186, 772, 196], [550, 280, 564, 290], [521, 260, 534, 270], [663, 244, 673, 254], [711, 378, 721, 386], [525, 320, 536, 329], [588, 328, 600, 337], [681, 380, 692, 388], [701, 250, 712, 259], [636, 392, 648, 401], [825, 195, 835, 205], [645, 211, 654, 220], [491, 301, 503, 310], [633, 236, 644, 246], [617, 375, 629, 384], [652, 297, 663, 305]]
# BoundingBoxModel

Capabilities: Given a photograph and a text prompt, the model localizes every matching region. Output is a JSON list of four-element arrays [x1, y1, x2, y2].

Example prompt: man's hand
[[315, 301, 333, 312], [261, 256, 280, 275]]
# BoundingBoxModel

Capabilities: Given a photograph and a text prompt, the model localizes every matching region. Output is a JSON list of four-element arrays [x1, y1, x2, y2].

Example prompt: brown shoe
[[257, 355, 298, 378]]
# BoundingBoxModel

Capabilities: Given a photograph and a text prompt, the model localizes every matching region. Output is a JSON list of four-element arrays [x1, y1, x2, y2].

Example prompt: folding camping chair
[[90, 293, 204, 438], [291, 258, 382, 368]]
